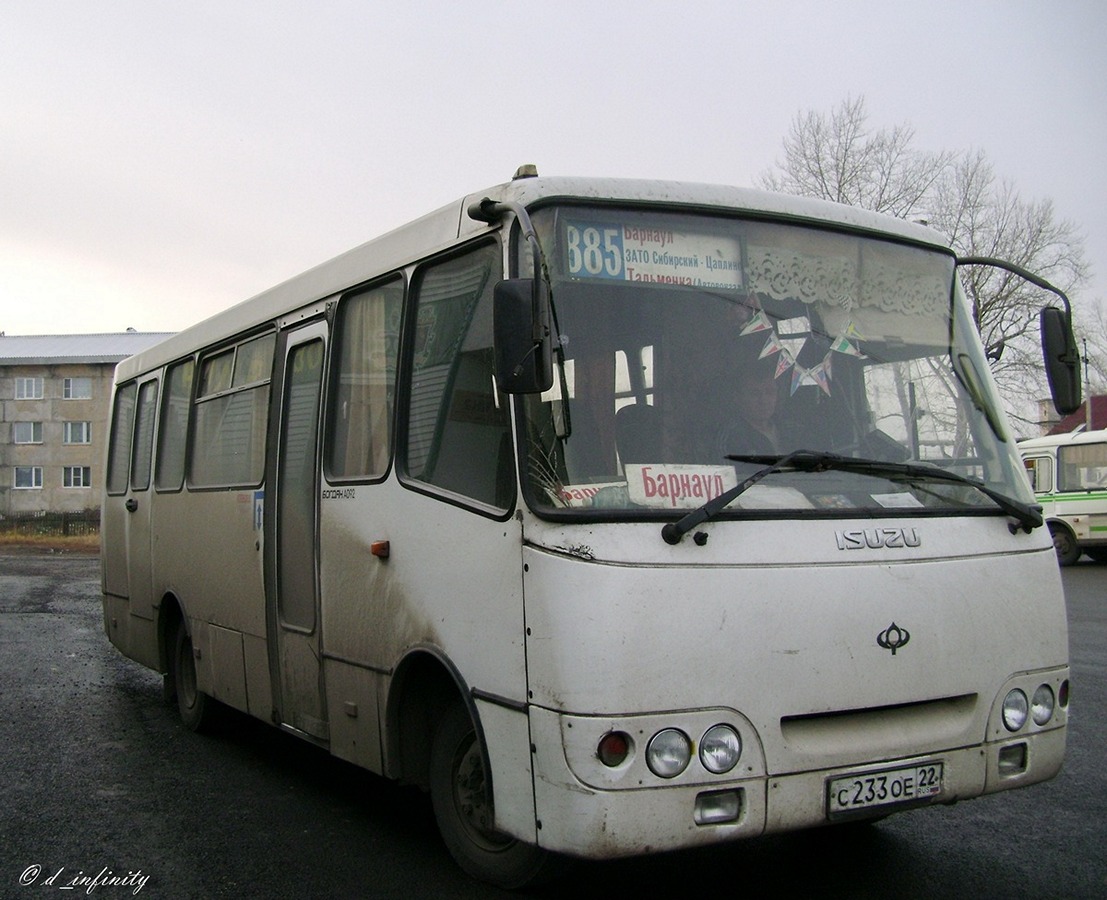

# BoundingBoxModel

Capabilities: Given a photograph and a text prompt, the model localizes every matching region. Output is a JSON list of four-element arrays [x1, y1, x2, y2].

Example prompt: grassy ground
[[0, 533, 100, 554]]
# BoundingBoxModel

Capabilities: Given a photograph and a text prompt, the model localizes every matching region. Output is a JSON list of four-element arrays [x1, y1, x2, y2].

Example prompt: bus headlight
[[1002, 689, 1029, 731], [1031, 684, 1055, 726], [699, 724, 742, 774], [646, 728, 691, 778]]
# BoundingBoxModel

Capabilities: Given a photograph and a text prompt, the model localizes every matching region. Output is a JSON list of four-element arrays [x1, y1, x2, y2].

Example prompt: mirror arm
[[469, 198, 549, 345], [956, 255, 1074, 331], [956, 255, 1081, 415]]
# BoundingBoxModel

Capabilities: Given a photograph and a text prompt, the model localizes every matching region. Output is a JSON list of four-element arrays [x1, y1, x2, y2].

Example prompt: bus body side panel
[[1042, 494, 1107, 549], [153, 488, 269, 713], [102, 489, 160, 670], [318, 483, 530, 815], [101, 594, 160, 672], [101, 495, 131, 600]]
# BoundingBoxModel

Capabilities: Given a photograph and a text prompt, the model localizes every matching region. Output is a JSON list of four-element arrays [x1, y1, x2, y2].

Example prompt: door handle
[[125, 498, 138, 512]]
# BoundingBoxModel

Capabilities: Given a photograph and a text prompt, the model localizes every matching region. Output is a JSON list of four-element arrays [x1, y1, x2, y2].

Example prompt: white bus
[[1020, 428, 1107, 565], [102, 169, 1080, 887]]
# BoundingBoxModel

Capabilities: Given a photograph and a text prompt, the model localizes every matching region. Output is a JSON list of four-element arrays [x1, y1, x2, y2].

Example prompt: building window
[[64, 377, 93, 400], [16, 377, 44, 400], [64, 466, 92, 488], [13, 422, 43, 444], [63, 421, 92, 444], [14, 467, 43, 489]]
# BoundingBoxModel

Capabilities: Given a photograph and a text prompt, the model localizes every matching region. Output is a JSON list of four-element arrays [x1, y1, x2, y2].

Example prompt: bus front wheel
[[1048, 523, 1082, 567], [429, 701, 549, 888]]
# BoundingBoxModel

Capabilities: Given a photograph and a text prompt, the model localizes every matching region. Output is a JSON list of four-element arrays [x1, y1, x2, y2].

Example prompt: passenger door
[[265, 321, 328, 739], [102, 375, 159, 618]]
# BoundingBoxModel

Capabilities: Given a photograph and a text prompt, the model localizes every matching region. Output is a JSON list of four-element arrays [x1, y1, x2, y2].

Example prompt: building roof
[[0, 332, 174, 366], [1048, 394, 1107, 434]]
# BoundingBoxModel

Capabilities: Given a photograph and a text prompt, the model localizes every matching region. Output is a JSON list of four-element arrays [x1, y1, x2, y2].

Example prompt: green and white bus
[[102, 168, 1080, 887], [1020, 428, 1107, 565]]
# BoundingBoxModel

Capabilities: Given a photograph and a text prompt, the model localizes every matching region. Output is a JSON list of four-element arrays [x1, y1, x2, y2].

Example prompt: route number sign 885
[[565, 224, 625, 279]]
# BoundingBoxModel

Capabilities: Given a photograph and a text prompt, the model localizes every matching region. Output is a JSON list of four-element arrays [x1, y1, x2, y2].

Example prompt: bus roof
[[115, 174, 950, 382], [1019, 428, 1107, 451]]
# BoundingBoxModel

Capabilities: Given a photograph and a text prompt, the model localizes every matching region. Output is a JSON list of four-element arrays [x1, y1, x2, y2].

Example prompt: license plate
[[827, 762, 943, 817]]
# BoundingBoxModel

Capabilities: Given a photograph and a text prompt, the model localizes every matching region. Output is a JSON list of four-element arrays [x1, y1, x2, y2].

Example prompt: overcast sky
[[2, 1, 1104, 337]]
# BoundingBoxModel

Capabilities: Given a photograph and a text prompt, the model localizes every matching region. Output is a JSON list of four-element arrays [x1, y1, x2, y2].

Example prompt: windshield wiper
[[661, 449, 1042, 545], [661, 449, 815, 544]]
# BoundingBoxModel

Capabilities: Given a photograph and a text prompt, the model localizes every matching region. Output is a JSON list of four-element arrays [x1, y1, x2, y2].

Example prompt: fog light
[[1031, 685, 1055, 726], [597, 731, 632, 768], [646, 728, 691, 778], [998, 742, 1028, 776], [1002, 689, 1028, 731], [694, 789, 742, 825]]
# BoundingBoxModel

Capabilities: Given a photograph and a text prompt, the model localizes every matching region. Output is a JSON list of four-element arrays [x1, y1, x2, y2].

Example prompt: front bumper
[[527, 704, 1066, 859]]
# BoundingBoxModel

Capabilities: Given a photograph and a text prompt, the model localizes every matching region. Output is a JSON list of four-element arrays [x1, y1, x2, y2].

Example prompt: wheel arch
[[158, 593, 187, 669], [384, 645, 486, 792], [1046, 517, 1081, 566], [156, 591, 188, 699]]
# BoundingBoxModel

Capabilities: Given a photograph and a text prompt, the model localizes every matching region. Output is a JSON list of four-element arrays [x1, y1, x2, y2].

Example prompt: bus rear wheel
[[429, 701, 549, 888], [1048, 523, 1081, 567], [172, 621, 219, 732]]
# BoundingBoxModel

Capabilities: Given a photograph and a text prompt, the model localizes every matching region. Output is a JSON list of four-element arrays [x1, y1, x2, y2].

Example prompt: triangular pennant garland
[[739, 310, 773, 335], [740, 314, 864, 398]]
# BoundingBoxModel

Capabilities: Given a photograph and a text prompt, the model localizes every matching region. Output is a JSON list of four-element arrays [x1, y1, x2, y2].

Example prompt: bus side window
[[404, 241, 512, 510], [328, 278, 403, 479], [1059, 442, 1107, 492], [106, 382, 138, 496], [190, 334, 275, 488], [1024, 456, 1051, 494], [130, 379, 159, 491], [156, 359, 194, 492]]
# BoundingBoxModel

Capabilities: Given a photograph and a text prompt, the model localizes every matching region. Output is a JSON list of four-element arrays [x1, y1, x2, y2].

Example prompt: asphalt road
[[1, 551, 1104, 899]]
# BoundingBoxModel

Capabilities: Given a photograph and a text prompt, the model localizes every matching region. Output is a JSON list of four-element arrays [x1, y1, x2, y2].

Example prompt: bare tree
[[931, 150, 1090, 427], [759, 96, 952, 219], [1076, 302, 1107, 396], [759, 97, 1093, 430]]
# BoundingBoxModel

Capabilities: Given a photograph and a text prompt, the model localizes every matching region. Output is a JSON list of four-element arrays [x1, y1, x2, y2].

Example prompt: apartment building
[[0, 332, 172, 515]]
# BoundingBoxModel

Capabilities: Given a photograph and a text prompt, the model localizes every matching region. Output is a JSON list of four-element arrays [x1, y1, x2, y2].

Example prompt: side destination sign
[[564, 219, 743, 289]]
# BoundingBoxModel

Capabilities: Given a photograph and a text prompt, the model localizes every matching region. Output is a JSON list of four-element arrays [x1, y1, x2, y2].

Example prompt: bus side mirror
[[493, 278, 554, 394], [1040, 306, 1082, 416]]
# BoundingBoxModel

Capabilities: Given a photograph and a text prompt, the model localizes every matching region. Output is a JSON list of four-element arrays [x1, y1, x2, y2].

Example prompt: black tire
[[1048, 522, 1081, 567], [429, 701, 549, 888], [173, 620, 220, 732]]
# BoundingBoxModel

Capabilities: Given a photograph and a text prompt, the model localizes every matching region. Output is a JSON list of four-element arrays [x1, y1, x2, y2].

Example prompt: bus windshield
[[520, 206, 1032, 518]]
